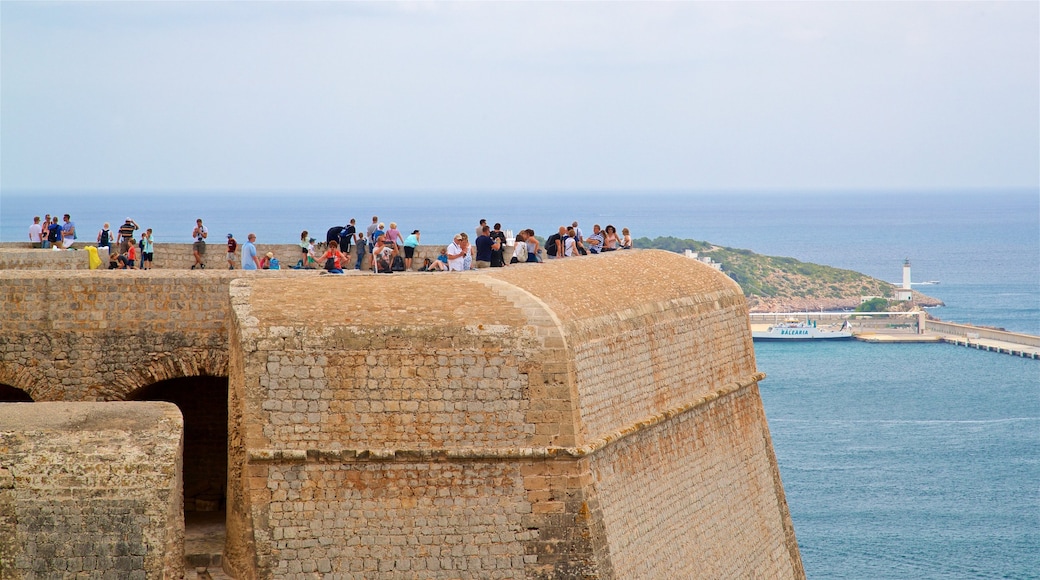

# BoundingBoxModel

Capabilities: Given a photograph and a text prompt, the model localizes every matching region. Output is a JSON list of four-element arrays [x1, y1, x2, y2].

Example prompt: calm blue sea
[[2, 189, 1038, 577]]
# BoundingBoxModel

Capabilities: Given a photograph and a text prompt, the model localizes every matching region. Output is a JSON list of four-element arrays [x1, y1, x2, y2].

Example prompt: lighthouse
[[896, 258, 913, 301]]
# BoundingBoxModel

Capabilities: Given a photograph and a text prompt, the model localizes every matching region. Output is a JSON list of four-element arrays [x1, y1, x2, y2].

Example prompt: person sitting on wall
[[524, 229, 541, 263], [585, 225, 604, 254], [372, 235, 398, 273], [314, 240, 348, 274], [425, 248, 449, 271], [510, 231, 528, 264]]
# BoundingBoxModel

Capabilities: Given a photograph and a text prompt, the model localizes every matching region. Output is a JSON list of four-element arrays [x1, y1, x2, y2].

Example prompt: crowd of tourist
[[301, 215, 633, 274], [27, 214, 157, 270], [27, 212, 633, 273]]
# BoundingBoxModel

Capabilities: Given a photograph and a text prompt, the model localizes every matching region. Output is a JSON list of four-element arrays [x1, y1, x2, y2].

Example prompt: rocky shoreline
[[747, 290, 944, 314]]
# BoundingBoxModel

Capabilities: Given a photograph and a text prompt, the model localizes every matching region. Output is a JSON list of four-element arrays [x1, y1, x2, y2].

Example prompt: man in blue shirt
[[61, 214, 77, 249], [474, 225, 498, 269], [242, 233, 260, 270]]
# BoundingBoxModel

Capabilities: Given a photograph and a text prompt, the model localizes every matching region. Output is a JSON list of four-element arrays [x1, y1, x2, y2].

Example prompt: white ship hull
[[752, 321, 852, 341]]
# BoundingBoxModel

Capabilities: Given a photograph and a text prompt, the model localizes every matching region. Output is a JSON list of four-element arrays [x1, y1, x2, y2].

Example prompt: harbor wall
[[925, 320, 1040, 347]]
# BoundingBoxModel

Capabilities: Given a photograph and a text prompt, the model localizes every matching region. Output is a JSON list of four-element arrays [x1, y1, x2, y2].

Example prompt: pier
[[749, 312, 1040, 360]]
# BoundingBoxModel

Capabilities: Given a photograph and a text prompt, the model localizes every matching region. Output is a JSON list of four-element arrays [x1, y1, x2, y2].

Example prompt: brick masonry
[[0, 402, 184, 578], [224, 250, 803, 579], [0, 249, 804, 579], [0, 270, 234, 402]]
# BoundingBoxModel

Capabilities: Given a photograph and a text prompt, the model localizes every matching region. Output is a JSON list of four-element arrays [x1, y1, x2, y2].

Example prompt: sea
[[2, 189, 1038, 578]]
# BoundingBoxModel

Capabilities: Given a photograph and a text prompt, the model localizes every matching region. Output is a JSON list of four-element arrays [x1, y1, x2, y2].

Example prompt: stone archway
[[0, 383, 33, 402], [129, 376, 228, 513]]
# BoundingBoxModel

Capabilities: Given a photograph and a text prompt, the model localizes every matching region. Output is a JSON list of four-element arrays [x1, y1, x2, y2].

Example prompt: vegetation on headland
[[634, 236, 943, 313]]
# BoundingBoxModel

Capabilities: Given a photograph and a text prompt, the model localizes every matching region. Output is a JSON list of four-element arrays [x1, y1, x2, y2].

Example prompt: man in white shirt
[[28, 216, 43, 248], [447, 234, 467, 271]]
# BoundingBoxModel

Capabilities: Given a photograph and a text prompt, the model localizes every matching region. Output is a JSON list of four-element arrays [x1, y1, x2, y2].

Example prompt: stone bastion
[[0, 249, 803, 579]]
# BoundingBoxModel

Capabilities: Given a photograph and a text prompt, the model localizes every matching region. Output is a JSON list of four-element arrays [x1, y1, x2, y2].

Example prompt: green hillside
[[633, 236, 932, 310]]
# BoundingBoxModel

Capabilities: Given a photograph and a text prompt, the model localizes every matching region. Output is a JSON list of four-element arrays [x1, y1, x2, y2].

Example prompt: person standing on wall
[[141, 229, 154, 270], [60, 214, 77, 249], [41, 214, 53, 249], [96, 223, 112, 253], [29, 216, 44, 249], [118, 217, 138, 246], [226, 234, 238, 270], [47, 216, 63, 249], [340, 218, 356, 255], [403, 230, 420, 270], [241, 233, 260, 270], [474, 225, 497, 269], [191, 218, 208, 269], [490, 223, 507, 267]]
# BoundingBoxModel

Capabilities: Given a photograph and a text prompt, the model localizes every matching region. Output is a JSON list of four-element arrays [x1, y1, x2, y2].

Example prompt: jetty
[[749, 312, 1040, 360]]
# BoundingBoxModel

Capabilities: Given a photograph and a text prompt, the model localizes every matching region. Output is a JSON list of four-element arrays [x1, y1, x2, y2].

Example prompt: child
[[314, 240, 348, 274], [141, 229, 154, 269], [126, 240, 138, 269]]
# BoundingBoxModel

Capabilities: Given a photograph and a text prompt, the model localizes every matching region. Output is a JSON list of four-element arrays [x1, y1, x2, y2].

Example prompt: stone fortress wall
[[0, 402, 184, 578], [0, 249, 804, 578]]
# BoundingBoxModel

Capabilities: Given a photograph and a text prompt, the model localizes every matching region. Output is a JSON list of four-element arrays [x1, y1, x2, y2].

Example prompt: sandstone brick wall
[[0, 402, 184, 578], [0, 248, 85, 270], [0, 270, 236, 401], [225, 250, 803, 579], [588, 384, 802, 578]]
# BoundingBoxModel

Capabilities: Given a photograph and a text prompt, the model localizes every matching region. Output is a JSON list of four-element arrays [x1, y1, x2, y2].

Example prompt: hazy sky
[[2, 1, 1037, 193]]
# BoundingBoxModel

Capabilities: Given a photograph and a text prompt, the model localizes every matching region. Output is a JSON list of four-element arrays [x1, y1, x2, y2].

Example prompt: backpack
[[545, 234, 560, 256], [392, 255, 406, 271], [99, 229, 110, 247]]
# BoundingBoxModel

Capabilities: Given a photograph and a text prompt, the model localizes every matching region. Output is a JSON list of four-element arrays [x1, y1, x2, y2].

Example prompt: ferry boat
[[752, 319, 853, 341]]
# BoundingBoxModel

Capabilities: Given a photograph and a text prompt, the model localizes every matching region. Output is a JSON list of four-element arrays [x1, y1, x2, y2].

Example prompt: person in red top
[[315, 240, 348, 274], [226, 234, 238, 270], [120, 239, 137, 269]]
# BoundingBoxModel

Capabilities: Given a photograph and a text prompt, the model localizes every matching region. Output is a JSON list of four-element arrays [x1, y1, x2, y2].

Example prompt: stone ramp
[[185, 510, 229, 577]]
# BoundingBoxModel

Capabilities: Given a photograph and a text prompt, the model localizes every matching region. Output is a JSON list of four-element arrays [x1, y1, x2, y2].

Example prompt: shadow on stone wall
[[0, 384, 33, 402], [130, 376, 229, 513]]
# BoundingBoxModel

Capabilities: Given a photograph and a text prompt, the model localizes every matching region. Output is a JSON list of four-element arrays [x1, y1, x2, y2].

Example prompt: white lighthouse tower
[[896, 258, 913, 301]]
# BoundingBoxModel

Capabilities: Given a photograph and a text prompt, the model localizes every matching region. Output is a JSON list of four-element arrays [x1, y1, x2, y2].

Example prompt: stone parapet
[[0, 247, 85, 270], [0, 242, 520, 272], [0, 402, 184, 579]]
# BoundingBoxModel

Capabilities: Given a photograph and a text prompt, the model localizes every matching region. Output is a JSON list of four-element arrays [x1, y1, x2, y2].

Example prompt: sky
[[1, 1, 1037, 194]]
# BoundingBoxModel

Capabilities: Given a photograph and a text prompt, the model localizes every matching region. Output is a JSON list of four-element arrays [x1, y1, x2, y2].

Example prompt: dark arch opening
[[129, 376, 228, 513], [0, 384, 34, 402]]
